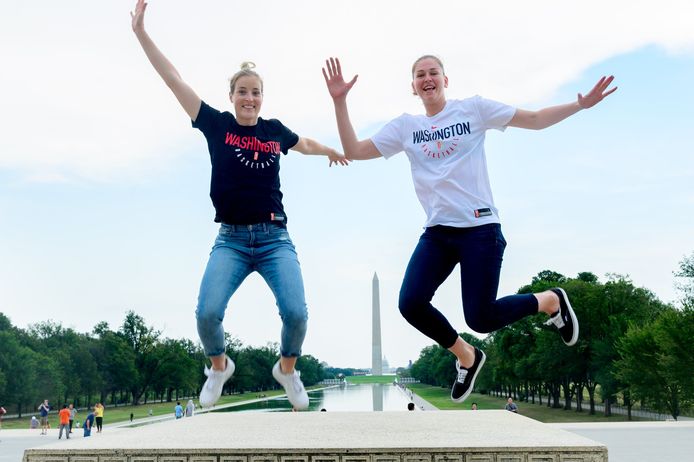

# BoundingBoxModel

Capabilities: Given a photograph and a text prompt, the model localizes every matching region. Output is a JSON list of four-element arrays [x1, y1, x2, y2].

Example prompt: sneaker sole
[[451, 350, 486, 403], [199, 356, 235, 408], [272, 362, 309, 410], [556, 288, 579, 346]]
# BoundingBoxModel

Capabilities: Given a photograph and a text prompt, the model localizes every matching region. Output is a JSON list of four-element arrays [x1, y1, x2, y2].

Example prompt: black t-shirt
[[192, 101, 299, 224]]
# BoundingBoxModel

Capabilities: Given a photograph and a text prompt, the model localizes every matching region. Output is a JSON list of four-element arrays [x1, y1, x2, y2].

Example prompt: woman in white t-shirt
[[323, 55, 616, 403]]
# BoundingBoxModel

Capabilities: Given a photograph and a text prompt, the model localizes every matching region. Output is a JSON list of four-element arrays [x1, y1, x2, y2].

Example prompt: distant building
[[382, 356, 390, 373]]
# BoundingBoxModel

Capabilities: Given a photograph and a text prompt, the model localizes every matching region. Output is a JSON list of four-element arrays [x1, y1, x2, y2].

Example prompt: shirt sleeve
[[191, 100, 222, 136], [279, 123, 300, 155], [473, 95, 516, 131], [370, 114, 407, 159]]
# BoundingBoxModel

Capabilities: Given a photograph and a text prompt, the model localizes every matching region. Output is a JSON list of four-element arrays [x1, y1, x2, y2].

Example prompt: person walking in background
[[30, 416, 39, 429], [57, 404, 71, 439], [68, 403, 77, 434], [505, 397, 519, 413], [174, 402, 184, 419], [38, 400, 50, 435], [185, 400, 195, 417], [323, 56, 615, 403], [0, 405, 6, 429], [83, 409, 95, 437], [94, 403, 104, 433], [130, 0, 347, 411], [471, 402, 478, 410]]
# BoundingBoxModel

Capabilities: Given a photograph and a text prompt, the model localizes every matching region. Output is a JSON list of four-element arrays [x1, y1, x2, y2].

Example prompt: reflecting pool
[[214, 383, 413, 413]]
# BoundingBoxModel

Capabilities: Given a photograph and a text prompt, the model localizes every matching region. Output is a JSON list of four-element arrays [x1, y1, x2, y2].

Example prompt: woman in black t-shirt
[[131, 0, 347, 411]]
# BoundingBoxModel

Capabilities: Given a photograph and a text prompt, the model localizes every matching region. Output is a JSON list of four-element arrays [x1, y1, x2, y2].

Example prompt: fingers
[[323, 57, 344, 79], [592, 75, 616, 96], [603, 86, 618, 97]]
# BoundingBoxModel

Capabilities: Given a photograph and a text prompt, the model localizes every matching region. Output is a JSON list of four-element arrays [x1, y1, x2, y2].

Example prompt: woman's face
[[230, 75, 263, 125], [411, 57, 448, 104]]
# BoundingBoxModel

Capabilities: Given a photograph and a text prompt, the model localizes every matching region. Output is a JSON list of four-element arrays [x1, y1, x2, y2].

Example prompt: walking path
[[552, 420, 694, 462], [395, 383, 438, 410]]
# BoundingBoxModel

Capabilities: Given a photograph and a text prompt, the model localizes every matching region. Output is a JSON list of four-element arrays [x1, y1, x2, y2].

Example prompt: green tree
[[93, 328, 136, 405], [151, 339, 199, 402], [410, 344, 448, 386], [233, 343, 279, 393], [675, 252, 694, 308], [296, 355, 324, 386], [615, 308, 692, 420], [119, 311, 162, 404], [0, 331, 41, 417], [0, 312, 13, 331], [531, 270, 566, 285], [594, 275, 666, 417]]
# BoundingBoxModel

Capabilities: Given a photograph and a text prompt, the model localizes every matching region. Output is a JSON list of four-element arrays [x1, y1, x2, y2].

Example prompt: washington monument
[[372, 272, 383, 375]]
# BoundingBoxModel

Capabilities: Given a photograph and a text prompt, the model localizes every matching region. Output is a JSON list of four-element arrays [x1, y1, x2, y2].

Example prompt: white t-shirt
[[371, 96, 515, 228]]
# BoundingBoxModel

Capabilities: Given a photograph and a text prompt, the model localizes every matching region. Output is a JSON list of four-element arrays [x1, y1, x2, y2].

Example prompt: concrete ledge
[[24, 411, 607, 462]]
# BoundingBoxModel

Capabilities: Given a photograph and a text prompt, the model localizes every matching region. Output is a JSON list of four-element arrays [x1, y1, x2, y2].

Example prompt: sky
[[1, 0, 693, 369]]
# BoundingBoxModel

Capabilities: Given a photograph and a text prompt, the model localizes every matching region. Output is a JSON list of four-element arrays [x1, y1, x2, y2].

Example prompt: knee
[[195, 302, 223, 329], [398, 289, 422, 322], [465, 311, 494, 334], [280, 303, 308, 328]]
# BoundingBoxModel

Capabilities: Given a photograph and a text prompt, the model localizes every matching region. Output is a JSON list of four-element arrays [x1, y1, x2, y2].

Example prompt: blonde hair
[[229, 61, 263, 93], [411, 55, 445, 77]]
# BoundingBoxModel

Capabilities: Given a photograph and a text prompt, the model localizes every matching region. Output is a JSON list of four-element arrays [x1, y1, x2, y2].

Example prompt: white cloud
[[2, 0, 694, 181]]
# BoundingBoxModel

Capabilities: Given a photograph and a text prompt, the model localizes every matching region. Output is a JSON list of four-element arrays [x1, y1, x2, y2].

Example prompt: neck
[[236, 116, 258, 126], [424, 98, 446, 117]]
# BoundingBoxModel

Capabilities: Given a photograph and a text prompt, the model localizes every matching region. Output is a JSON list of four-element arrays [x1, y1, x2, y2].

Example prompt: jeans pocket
[[268, 225, 291, 242]]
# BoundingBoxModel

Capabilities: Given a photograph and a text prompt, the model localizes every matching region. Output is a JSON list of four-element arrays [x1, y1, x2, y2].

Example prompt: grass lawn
[[0, 389, 288, 430], [407, 384, 644, 423], [345, 375, 397, 384]]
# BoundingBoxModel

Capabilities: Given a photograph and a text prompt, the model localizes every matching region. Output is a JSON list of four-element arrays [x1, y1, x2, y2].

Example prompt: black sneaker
[[451, 347, 486, 403], [545, 288, 579, 346]]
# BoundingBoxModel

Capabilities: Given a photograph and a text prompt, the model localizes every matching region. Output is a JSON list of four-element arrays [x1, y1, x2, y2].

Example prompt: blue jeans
[[196, 223, 308, 357], [398, 223, 537, 348]]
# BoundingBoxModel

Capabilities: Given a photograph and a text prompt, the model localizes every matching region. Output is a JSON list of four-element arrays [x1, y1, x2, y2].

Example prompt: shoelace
[[545, 313, 566, 328], [203, 366, 225, 389], [292, 371, 305, 393], [457, 367, 468, 383]]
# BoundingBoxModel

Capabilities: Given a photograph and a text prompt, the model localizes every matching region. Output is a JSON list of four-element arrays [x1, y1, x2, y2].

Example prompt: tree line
[[0, 311, 324, 417], [409, 253, 694, 420]]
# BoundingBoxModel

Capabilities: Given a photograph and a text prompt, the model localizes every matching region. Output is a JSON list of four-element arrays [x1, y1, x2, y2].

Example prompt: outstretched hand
[[322, 57, 358, 100], [328, 150, 350, 167], [578, 75, 617, 109], [130, 0, 147, 33]]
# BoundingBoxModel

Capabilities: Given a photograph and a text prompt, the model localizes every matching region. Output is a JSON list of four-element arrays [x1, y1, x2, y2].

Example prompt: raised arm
[[322, 58, 382, 160], [131, 0, 201, 121], [291, 137, 349, 167], [508, 75, 617, 130]]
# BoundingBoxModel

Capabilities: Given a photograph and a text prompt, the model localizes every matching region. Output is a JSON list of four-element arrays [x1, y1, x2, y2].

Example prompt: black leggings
[[398, 224, 538, 348], [95, 416, 103, 431]]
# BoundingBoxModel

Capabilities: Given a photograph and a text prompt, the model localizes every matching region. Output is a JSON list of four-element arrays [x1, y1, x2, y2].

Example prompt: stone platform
[[23, 410, 607, 462]]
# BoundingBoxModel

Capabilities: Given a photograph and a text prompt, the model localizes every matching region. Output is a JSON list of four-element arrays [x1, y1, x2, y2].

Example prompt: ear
[[411, 81, 417, 96], [229, 92, 234, 103], [444, 75, 449, 88]]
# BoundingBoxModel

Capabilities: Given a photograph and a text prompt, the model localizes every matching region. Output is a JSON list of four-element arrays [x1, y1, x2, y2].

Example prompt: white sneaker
[[199, 355, 235, 408], [272, 360, 309, 410]]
